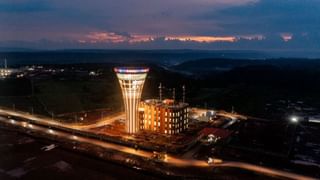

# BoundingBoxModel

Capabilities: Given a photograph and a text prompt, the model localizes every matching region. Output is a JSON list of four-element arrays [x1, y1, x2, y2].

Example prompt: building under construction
[[139, 99, 188, 134], [138, 84, 189, 135]]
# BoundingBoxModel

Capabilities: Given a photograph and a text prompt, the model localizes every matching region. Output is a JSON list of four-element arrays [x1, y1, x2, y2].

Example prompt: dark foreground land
[[0, 127, 161, 180], [0, 126, 290, 180]]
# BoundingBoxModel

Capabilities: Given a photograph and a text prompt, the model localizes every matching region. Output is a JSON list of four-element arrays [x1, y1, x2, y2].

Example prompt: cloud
[[200, 0, 320, 35], [78, 31, 238, 44], [78, 32, 154, 43], [0, 0, 52, 13], [0, 0, 320, 51]]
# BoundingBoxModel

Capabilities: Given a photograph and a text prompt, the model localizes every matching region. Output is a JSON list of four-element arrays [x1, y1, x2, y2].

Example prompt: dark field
[[0, 127, 161, 180]]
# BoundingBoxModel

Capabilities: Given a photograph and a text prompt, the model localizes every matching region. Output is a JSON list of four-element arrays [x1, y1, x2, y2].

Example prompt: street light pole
[[287, 116, 299, 157]]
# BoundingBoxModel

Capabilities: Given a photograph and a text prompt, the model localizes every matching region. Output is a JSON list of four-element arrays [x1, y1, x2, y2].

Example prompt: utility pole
[[101, 111, 104, 120], [159, 83, 162, 101], [51, 112, 54, 121], [182, 85, 186, 103], [4, 58, 7, 69], [173, 88, 176, 103], [31, 79, 34, 97]]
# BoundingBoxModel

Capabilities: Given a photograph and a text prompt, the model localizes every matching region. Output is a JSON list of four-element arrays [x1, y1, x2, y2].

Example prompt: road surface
[[0, 108, 123, 130]]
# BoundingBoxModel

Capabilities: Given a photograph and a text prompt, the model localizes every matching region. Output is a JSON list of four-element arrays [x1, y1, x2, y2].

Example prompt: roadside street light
[[290, 116, 299, 123], [286, 115, 300, 156], [72, 135, 78, 140], [51, 112, 54, 121]]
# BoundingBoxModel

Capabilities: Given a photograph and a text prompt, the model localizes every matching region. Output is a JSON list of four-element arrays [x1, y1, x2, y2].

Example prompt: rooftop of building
[[114, 67, 149, 74], [142, 99, 188, 110]]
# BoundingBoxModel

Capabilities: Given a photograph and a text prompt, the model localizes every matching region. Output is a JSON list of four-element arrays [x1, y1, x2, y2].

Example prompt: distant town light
[[290, 116, 299, 123]]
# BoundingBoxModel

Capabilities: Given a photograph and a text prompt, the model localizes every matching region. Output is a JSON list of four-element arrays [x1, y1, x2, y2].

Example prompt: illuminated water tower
[[114, 67, 149, 134]]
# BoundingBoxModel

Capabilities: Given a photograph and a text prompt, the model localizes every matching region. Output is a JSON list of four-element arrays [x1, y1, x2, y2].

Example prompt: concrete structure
[[114, 67, 149, 134], [189, 108, 216, 122], [139, 99, 189, 135]]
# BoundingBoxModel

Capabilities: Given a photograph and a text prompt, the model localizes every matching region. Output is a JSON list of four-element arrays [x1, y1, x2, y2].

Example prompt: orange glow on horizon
[[165, 35, 236, 43], [78, 31, 270, 44]]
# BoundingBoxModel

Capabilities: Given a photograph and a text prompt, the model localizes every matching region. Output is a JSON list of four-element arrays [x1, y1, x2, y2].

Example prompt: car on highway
[[151, 151, 167, 162], [207, 157, 223, 165]]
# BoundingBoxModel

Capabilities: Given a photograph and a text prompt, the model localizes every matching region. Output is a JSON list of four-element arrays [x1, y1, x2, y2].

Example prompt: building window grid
[[140, 103, 188, 134]]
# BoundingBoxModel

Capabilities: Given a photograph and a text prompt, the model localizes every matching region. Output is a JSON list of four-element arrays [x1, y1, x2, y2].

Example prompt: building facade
[[114, 67, 149, 134], [139, 99, 189, 135]]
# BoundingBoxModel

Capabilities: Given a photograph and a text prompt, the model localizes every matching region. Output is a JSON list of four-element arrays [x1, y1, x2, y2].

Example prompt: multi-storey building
[[139, 99, 189, 135]]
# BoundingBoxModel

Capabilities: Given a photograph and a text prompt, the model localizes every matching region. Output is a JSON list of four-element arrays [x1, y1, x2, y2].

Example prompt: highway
[[0, 109, 316, 180], [217, 111, 247, 121], [70, 112, 125, 130], [0, 108, 123, 130]]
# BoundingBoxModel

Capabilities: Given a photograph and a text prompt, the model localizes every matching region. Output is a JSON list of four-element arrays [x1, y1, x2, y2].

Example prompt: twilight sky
[[0, 0, 320, 50]]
